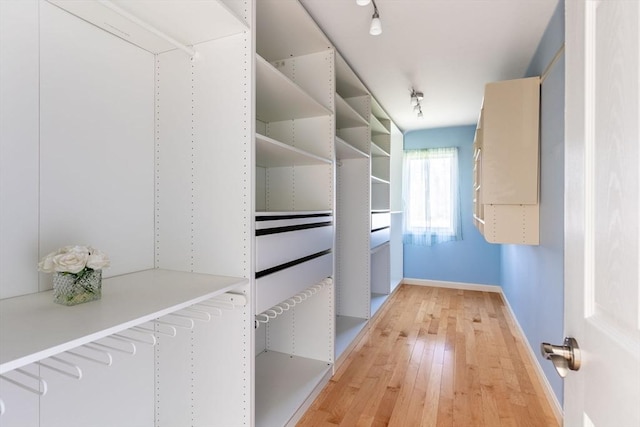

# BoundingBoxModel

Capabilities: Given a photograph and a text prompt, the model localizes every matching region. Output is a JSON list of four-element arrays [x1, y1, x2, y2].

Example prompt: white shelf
[[370, 115, 390, 135], [335, 136, 369, 160], [256, 0, 331, 61], [0, 269, 248, 374], [335, 54, 368, 98], [370, 293, 388, 317], [371, 175, 390, 185], [257, 133, 331, 167], [255, 350, 332, 427], [256, 210, 332, 217], [371, 98, 390, 122], [371, 141, 390, 157], [48, 0, 248, 55], [336, 94, 369, 129], [256, 55, 331, 123], [335, 315, 367, 360]]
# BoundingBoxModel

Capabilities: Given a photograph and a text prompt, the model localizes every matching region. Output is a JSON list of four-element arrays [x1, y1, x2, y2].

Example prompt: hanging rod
[[96, 0, 199, 60], [255, 277, 332, 328]]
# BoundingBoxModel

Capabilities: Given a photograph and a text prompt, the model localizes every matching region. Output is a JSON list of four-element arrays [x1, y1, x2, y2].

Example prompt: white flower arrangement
[[39, 245, 110, 275]]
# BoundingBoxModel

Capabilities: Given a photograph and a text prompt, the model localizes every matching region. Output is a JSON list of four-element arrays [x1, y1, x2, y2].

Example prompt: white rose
[[52, 245, 89, 274], [86, 247, 110, 270], [38, 250, 59, 273]]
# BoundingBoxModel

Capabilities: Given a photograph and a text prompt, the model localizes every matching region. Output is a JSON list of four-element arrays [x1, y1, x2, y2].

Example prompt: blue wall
[[402, 0, 565, 405], [501, 0, 565, 404], [403, 125, 502, 285]]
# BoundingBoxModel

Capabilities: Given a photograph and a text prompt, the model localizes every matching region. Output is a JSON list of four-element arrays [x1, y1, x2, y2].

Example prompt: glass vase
[[53, 269, 102, 306]]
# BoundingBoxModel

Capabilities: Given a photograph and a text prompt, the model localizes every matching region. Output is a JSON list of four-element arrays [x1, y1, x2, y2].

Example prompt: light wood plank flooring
[[298, 284, 560, 427]]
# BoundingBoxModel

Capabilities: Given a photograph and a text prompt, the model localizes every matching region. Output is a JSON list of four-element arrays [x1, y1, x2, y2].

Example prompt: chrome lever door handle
[[540, 337, 581, 377]]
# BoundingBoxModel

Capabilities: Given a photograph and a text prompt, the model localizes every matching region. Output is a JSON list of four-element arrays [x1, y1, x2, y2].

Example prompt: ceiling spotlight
[[411, 89, 424, 101], [411, 89, 425, 118], [356, 0, 371, 5], [369, 0, 382, 35]]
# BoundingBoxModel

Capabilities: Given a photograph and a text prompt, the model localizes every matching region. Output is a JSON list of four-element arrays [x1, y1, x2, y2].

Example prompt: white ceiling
[[299, 0, 559, 133]]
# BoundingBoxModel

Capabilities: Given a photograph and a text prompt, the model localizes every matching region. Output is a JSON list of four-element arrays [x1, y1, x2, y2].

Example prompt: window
[[402, 147, 462, 246]]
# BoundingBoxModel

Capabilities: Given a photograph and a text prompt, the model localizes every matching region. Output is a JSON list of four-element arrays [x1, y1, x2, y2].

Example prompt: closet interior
[[0, 1, 402, 426]]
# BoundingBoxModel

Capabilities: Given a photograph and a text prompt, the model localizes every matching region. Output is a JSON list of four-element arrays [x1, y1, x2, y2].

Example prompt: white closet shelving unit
[[369, 98, 393, 317], [334, 54, 372, 362], [1, 1, 404, 426], [332, 52, 403, 365], [254, 1, 335, 426], [0, 1, 252, 426]]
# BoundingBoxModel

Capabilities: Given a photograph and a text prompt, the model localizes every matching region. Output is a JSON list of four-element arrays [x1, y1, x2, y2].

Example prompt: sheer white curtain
[[402, 147, 462, 246]]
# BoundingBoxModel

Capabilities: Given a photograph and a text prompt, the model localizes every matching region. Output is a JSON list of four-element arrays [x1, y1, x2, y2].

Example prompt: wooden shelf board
[[0, 269, 248, 374], [257, 133, 331, 167]]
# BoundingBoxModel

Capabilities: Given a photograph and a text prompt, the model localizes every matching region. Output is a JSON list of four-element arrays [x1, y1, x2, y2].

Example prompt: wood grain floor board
[[297, 285, 559, 427]]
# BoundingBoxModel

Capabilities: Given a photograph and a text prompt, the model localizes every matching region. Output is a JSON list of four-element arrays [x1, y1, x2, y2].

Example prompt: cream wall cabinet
[[473, 77, 540, 245]]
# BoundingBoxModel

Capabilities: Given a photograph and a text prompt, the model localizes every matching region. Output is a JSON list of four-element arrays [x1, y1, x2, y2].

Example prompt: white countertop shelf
[[0, 269, 248, 374], [256, 133, 331, 167]]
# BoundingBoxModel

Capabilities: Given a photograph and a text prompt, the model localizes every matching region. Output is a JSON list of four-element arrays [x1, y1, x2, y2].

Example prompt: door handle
[[540, 337, 581, 377]]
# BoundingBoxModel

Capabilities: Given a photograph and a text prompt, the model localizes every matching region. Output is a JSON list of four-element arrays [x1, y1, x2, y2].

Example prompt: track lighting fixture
[[411, 89, 424, 118], [357, 0, 382, 36]]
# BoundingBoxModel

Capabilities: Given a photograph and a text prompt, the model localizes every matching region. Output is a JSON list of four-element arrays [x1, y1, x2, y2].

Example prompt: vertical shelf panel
[[336, 158, 371, 319], [0, 0, 40, 299]]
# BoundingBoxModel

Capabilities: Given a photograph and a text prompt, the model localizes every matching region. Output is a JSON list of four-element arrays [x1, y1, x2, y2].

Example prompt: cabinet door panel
[[482, 77, 540, 205]]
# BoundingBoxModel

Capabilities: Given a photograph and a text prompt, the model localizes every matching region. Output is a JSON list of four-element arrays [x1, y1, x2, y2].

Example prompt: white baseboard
[[500, 292, 564, 424], [402, 277, 563, 424], [402, 277, 502, 293]]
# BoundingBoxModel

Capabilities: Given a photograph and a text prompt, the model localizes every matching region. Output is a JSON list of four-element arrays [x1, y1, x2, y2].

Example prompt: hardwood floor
[[297, 285, 560, 427]]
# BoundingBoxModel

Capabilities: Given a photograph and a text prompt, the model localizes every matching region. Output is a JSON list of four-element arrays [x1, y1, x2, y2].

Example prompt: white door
[[564, 0, 640, 426]]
